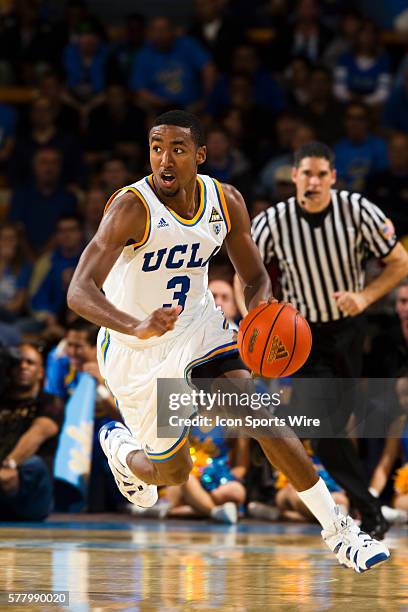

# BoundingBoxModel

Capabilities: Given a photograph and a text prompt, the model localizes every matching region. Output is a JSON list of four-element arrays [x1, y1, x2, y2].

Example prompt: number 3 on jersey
[[163, 275, 191, 310]]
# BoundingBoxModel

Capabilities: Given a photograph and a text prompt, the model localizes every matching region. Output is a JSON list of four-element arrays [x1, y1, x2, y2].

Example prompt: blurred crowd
[[0, 0, 408, 524]]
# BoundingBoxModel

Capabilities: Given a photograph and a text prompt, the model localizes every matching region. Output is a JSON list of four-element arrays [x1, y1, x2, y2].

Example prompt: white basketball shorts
[[97, 301, 238, 462]]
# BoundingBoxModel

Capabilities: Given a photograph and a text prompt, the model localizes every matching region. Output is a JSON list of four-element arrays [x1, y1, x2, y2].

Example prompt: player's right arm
[[67, 190, 180, 339]]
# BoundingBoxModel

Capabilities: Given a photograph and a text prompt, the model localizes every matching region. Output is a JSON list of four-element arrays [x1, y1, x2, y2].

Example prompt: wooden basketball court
[[0, 516, 407, 610]]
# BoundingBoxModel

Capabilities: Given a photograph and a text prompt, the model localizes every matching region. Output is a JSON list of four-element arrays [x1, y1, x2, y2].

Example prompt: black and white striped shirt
[[252, 189, 397, 323]]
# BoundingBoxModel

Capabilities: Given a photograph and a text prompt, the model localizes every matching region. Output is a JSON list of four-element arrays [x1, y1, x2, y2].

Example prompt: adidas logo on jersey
[[209, 206, 223, 223], [267, 335, 289, 362], [157, 217, 169, 228]]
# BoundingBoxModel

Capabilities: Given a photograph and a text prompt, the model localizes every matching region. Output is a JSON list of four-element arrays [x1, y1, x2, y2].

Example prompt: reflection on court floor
[[0, 517, 407, 611]]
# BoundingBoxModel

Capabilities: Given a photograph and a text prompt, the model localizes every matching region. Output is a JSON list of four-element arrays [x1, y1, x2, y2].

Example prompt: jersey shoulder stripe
[[212, 178, 231, 234], [103, 185, 151, 249]]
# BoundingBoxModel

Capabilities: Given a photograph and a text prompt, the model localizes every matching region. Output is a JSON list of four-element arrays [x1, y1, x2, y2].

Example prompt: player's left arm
[[223, 183, 274, 311], [334, 242, 408, 316]]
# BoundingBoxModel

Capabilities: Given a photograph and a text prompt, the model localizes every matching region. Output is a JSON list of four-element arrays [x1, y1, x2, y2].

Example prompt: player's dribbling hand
[[333, 291, 368, 316], [134, 306, 182, 339]]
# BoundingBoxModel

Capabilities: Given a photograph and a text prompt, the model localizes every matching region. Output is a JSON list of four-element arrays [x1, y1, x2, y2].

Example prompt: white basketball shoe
[[322, 506, 390, 573], [99, 421, 158, 508]]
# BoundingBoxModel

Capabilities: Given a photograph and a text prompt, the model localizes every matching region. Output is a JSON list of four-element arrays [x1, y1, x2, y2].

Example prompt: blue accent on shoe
[[353, 550, 359, 566], [365, 552, 390, 569], [346, 546, 352, 560], [99, 420, 121, 440], [333, 542, 342, 554]]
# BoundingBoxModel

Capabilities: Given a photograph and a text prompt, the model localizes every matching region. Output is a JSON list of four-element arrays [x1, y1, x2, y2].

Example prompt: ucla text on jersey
[[102, 174, 231, 346]]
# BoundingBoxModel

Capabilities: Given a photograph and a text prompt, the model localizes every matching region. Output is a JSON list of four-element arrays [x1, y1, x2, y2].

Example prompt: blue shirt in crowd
[[31, 247, 83, 315], [206, 73, 285, 117], [63, 41, 110, 96], [0, 262, 31, 308], [334, 135, 388, 192], [45, 346, 78, 401], [9, 187, 76, 252], [337, 51, 390, 96], [129, 36, 210, 107]]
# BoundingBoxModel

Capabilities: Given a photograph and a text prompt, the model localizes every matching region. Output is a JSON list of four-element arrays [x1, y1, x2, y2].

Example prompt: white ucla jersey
[[103, 174, 231, 347]]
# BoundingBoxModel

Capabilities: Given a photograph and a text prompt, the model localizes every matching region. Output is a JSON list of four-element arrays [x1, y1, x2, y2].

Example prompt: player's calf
[[128, 441, 193, 486]]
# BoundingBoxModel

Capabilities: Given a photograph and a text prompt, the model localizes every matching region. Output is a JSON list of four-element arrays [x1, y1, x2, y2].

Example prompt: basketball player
[[68, 111, 389, 572]]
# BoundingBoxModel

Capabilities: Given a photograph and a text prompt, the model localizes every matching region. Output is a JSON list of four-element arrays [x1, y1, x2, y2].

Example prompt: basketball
[[238, 302, 312, 377]]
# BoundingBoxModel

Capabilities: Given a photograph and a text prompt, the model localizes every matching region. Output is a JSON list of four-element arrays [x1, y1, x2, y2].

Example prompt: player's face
[[292, 157, 336, 209], [149, 125, 206, 198]]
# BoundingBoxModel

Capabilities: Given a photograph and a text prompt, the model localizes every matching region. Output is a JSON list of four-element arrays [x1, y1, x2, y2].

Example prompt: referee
[[251, 141, 408, 538]]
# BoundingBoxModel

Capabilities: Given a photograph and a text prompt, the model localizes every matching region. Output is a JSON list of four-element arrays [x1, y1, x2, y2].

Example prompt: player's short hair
[[151, 110, 205, 148], [294, 141, 335, 168], [67, 319, 99, 346]]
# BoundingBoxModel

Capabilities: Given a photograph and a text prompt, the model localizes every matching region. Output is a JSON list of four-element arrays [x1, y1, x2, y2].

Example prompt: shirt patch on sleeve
[[380, 218, 396, 240]]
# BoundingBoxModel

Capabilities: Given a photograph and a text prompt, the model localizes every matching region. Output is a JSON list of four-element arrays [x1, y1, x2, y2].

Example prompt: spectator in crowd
[[30, 214, 84, 330], [129, 16, 215, 112], [85, 83, 146, 168], [259, 122, 315, 198], [259, 111, 299, 167], [9, 95, 84, 189], [299, 66, 345, 144], [8, 148, 77, 254], [100, 157, 131, 196], [323, 9, 362, 69], [208, 277, 239, 328], [334, 102, 388, 191], [45, 319, 100, 402], [0, 102, 16, 176], [81, 187, 106, 244], [0, 222, 32, 326], [206, 45, 285, 119], [366, 132, 408, 238], [37, 72, 81, 135], [368, 373, 408, 521], [219, 107, 257, 162], [109, 13, 146, 83], [384, 63, 408, 134], [249, 443, 349, 522], [201, 126, 252, 201], [0, 343, 63, 521], [152, 433, 249, 524], [45, 319, 120, 511], [242, 0, 292, 72], [51, 0, 92, 53], [188, 0, 240, 72], [288, 0, 332, 64], [334, 20, 391, 107], [63, 19, 110, 122], [367, 279, 408, 378], [284, 56, 312, 108], [0, 0, 55, 85]]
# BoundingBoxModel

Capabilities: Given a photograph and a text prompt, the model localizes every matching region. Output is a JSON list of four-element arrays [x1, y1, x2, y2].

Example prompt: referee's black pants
[[296, 314, 377, 514]]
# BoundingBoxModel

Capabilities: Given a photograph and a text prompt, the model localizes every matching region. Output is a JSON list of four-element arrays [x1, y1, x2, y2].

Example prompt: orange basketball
[[237, 302, 312, 377]]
